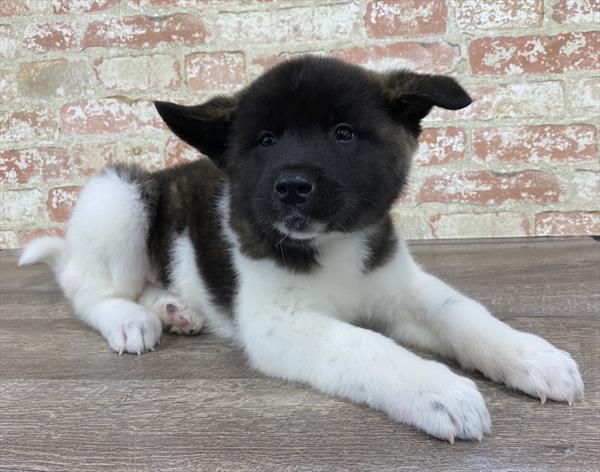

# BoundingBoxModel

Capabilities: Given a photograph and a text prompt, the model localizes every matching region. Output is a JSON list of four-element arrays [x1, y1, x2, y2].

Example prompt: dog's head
[[156, 56, 471, 243]]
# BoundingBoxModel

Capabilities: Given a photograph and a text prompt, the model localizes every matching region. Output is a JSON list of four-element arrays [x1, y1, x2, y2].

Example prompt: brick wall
[[0, 0, 598, 248]]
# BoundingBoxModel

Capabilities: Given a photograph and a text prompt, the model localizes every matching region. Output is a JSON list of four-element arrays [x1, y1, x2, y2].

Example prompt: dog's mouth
[[274, 213, 326, 241]]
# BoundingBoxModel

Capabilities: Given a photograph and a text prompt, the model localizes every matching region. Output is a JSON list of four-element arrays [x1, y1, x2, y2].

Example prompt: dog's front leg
[[377, 247, 584, 404], [236, 305, 491, 442]]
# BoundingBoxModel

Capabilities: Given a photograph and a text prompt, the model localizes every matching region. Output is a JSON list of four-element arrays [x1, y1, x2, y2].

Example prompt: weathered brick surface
[[1, 0, 50, 16], [535, 212, 600, 236], [1, 1, 598, 246], [53, 0, 121, 14], [213, 4, 361, 44], [567, 77, 600, 113], [0, 148, 72, 184], [47, 186, 82, 223], [186, 52, 245, 92], [0, 69, 16, 102], [415, 128, 466, 166], [430, 212, 530, 239], [568, 171, 600, 206], [0, 24, 19, 58], [94, 55, 180, 92], [19, 227, 65, 245], [165, 139, 205, 167], [17, 59, 94, 99], [61, 98, 162, 135], [332, 42, 460, 74], [83, 14, 206, 49], [0, 231, 19, 249], [472, 125, 597, 163], [23, 21, 78, 53], [365, 0, 446, 37], [0, 109, 57, 142], [469, 32, 600, 75], [418, 171, 561, 206], [552, 0, 600, 24], [72, 142, 117, 177], [455, 0, 543, 30], [426, 81, 565, 122], [1, 189, 45, 226]]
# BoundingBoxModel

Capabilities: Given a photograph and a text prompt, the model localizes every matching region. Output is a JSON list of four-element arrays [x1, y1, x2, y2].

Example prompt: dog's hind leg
[[46, 166, 163, 354], [138, 283, 205, 335]]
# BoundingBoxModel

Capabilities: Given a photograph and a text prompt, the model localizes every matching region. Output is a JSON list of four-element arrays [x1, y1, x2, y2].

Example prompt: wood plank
[[0, 237, 598, 471]]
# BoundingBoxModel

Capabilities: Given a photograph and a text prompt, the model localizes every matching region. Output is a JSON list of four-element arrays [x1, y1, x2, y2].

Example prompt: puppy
[[20, 56, 583, 442]]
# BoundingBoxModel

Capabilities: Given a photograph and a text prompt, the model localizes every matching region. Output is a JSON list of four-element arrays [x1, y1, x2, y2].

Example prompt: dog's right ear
[[155, 96, 237, 168]]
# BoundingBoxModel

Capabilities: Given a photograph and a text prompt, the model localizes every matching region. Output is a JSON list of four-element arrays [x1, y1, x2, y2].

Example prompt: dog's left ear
[[155, 95, 237, 168], [380, 71, 472, 135]]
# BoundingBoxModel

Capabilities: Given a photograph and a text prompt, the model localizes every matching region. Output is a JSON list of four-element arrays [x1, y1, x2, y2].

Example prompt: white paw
[[104, 310, 162, 355], [160, 302, 205, 335], [499, 332, 584, 404], [397, 364, 491, 443]]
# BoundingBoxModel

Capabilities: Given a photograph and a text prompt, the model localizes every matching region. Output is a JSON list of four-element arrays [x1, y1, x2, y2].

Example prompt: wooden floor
[[0, 237, 598, 472]]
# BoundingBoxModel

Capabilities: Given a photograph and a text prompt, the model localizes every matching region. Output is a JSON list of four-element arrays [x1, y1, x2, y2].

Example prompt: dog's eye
[[334, 124, 356, 142], [258, 131, 277, 147]]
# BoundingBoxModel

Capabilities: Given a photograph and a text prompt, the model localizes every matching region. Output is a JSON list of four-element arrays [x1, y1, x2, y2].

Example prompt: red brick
[[0, 148, 71, 185], [473, 125, 597, 164], [48, 186, 81, 223], [469, 32, 599, 75], [365, 0, 446, 38], [0, 108, 57, 142], [83, 14, 205, 49], [415, 128, 466, 166], [19, 227, 65, 245], [53, 0, 120, 14], [456, 0, 543, 30], [417, 171, 560, 205], [535, 211, 600, 236], [23, 21, 77, 53], [0, 24, 18, 58], [165, 138, 205, 167], [552, 0, 600, 24], [186, 52, 245, 92], [94, 55, 180, 92], [332, 42, 460, 74], [61, 98, 163, 135]]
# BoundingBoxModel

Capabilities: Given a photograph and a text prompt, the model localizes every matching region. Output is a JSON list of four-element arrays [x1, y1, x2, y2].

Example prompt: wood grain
[[1, 237, 598, 471]]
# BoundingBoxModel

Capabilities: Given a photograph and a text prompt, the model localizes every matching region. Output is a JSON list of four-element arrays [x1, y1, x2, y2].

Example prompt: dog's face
[[156, 57, 471, 242]]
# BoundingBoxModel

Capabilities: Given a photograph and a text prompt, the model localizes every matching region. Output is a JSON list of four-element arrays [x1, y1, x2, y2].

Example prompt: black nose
[[274, 174, 315, 205]]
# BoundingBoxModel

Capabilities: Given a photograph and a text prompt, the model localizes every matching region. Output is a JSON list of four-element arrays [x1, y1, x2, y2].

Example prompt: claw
[[539, 393, 547, 404], [148, 346, 155, 352], [447, 433, 455, 444], [118, 348, 124, 356], [568, 400, 573, 406], [475, 433, 483, 442], [137, 349, 142, 356]]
